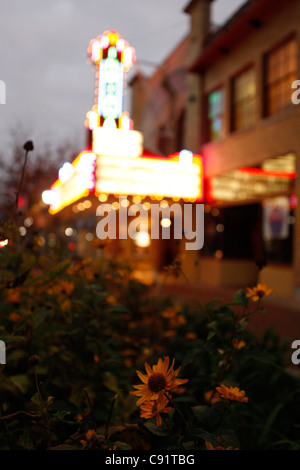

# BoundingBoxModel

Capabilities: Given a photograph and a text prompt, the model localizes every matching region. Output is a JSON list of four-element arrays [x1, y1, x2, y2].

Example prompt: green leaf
[[192, 428, 218, 444], [259, 403, 285, 445], [10, 374, 31, 394], [237, 316, 249, 332], [233, 289, 248, 306], [144, 421, 169, 436], [6, 269, 31, 289], [18, 431, 36, 450], [103, 371, 120, 394], [31, 393, 42, 406], [47, 260, 71, 281], [207, 330, 216, 341], [191, 405, 220, 428]]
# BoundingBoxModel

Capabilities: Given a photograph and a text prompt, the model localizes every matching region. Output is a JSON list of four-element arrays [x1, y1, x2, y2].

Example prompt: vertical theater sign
[[42, 30, 204, 225]]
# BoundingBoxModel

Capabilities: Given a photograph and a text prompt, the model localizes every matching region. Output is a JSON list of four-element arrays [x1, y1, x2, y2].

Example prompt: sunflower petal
[[136, 370, 148, 384]]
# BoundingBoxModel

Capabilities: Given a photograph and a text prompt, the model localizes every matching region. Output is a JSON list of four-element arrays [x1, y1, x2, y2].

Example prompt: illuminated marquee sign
[[43, 152, 96, 214], [42, 30, 204, 214], [95, 151, 203, 200], [92, 127, 143, 158], [85, 30, 135, 131]]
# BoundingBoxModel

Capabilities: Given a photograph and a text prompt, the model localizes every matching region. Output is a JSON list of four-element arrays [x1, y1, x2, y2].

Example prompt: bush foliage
[[0, 220, 299, 451]]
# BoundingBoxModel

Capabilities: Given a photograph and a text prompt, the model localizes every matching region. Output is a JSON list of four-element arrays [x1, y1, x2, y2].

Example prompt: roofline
[[189, 0, 289, 71]]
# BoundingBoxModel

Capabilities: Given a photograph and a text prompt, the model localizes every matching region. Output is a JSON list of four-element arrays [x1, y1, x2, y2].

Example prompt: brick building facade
[[131, 0, 300, 300]]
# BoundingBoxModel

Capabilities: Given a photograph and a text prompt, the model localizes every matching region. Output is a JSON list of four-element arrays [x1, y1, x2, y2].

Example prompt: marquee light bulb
[[59, 162, 74, 182]]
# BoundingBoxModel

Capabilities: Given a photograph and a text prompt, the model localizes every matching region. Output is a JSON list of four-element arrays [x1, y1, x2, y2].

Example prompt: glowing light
[[86, 30, 136, 131], [161, 218, 172, 228], [83, 200, 92, 209], [24, 217, 33, 227], [215, 250, 223, 259], [116, 38, 125, 52], [132, 195, 142, 204], [212, 208, 220, 217], [0, 239, 8, 248], [120, 198, 130, 208], [143, 202, 151, 210], [95, 153, 203, 200], [100, 35, 109, 49], [37, 236, 45, 247], [85, 110, 99, 130], [65, 227, 74, 237], [59, 162, 74, 182], [216, 223, 224, 233], [134, 231, 150, 248], [91, 40, 101, 62], [107, 30, 119, 46], [98, 193, 108, 202], [19, 226, 27, 236], [45, 30, 204, 215], [49, 151, 96, 214], [179, 149, 193, 165], [85, 232, 94, 241], [239, 167, 297, 179], [42, 190, 58, 206], [290, 194, 298, 209], [119, 112, 131, 130], [77, 202, 85, 211], [123, 47, 133, 69], [92, 127, 143, 158]]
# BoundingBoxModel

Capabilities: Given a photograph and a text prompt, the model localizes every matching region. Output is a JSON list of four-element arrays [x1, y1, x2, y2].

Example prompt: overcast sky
[[0, 0, 246, 155]]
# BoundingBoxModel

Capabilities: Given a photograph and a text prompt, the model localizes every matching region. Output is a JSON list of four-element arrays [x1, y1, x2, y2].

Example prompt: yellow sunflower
[[232, 339, 246, 350], [246, 283, 274, 302], [216, 384, 248, 403], [130, 357, 188, 406], [140, 395, 172, 427]]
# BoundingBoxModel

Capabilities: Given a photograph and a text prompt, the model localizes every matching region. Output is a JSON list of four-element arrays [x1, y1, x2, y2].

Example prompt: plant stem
[[84, 388, 96, 427], [105, 393, 118, 440], [14, 149, 29, 216], [164, 391, 193, 436]]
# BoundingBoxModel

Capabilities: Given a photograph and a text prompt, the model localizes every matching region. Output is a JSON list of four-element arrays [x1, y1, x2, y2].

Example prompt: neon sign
[[42, 30, 204, 214], [95, 152, 203, 200], [85, 30, 135, 130], [43, 152, 96, 214]]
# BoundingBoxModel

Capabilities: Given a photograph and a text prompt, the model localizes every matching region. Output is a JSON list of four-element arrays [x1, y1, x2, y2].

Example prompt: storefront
[[194, 152, 297, 295]]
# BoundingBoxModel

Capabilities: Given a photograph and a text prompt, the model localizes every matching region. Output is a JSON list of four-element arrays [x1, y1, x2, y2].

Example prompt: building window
[[232, 68, 256, 131], [207, 88, 225, 141], [265, 37, 297, 116]]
